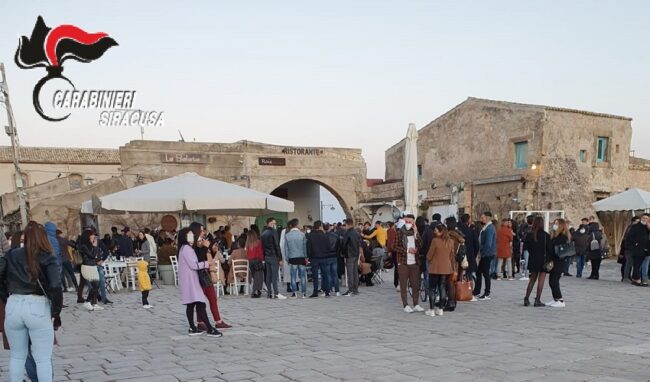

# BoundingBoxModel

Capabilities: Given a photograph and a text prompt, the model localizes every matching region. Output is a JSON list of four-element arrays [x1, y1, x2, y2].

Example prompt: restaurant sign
[[281, 147, 323, 155], [161, 152, 208, 164], [259, 157, 286, 166]]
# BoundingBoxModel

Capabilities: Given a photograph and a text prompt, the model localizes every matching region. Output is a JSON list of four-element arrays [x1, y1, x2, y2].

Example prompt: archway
[[258, 179, 350, 230]]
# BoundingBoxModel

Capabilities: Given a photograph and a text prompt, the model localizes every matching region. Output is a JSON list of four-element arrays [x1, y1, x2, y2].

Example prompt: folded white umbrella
[[81, 172, 294, 216]]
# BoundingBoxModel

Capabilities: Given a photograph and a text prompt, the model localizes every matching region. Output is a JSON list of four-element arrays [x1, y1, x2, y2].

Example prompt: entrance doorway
[[265, 179, 347, 230]]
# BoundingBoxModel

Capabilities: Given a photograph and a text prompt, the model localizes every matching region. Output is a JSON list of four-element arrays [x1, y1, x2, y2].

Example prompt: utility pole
[[0, 63, 28, 229]]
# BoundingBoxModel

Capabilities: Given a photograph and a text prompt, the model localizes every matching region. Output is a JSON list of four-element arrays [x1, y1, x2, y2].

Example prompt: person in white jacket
[[279, 227, 291, 293]]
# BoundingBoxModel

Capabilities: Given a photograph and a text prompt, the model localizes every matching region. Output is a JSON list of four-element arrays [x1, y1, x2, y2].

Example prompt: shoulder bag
[[455, 272, 473, 302], [590, 233, 600, 251], [554, 241, 576, 259], [543, 233, 554, 273]]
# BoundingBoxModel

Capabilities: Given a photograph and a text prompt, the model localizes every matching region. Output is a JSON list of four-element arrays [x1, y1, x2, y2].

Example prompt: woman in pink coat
[[177, 227, 222, 337]]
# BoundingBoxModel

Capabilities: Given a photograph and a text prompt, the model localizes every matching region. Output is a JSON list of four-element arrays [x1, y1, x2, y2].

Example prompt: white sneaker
[[424, 309, 435, 316], [276, 294, 287, 300], [143, 304, 153, 309], [336, 292, 341, 297], [396, 286, 400, 291], [549, 300, 566, 308], [403, 305, 414, 313], [470, 296, 478, 302], [67, 287, 75, 292], [413, 305, 424, 312], [519, 277, 529, 281], [84, 302, 94, 311], [92, 304, 104, 311], [545, 300, 555, 306], [434, 307, 443, 316]]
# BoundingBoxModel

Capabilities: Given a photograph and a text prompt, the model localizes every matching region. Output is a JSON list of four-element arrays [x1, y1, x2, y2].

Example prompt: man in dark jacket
[[341, 219, 361, 296], [627, 214, 649, 285], [261, 217, 286, 299], [307, 221, 330, 297], [572, 218, 591, 278], [458, 214, 479, 281], [474, 211, 496, 300], [115, 227, 134, 260], [517, 215, 533, 280], [323, 223, 341, 296]]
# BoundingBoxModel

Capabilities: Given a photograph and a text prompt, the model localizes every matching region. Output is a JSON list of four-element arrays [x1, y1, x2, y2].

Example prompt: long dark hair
[[79, 229, 94, 249], [415, 216, 426, 234], [532, 216, 545, 242], [189, 222, 204, 250], [10, 231, 22, 250], [176, 227, 192, 256], [23, 222, 53, 281]]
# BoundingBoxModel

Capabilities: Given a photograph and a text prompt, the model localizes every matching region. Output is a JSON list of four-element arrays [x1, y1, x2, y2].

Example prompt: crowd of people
[[0, 211, 647, 381]]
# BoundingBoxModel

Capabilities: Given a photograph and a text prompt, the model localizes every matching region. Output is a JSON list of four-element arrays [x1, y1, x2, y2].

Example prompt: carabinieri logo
[[15, 16, 118, 121]]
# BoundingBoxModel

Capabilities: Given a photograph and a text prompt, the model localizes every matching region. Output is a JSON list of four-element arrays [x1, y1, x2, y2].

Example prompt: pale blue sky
[[1, 0, 649, 180]]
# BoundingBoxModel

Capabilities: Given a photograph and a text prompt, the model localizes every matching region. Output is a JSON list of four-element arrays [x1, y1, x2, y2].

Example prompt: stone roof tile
[[0, 146, 120, 164]]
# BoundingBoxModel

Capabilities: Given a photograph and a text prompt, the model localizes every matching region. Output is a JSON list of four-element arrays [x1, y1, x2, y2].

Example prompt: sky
[[0, 0, 649, 181]]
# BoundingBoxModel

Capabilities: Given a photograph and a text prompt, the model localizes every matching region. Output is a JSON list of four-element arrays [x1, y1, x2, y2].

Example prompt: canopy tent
[[592, 188, 650, 255], [81, 172, 294, 216], [403, 123, 419, 215]]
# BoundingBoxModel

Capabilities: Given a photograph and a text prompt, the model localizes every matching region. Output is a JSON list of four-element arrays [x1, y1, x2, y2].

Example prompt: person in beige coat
[[426, 224, 455, 317]]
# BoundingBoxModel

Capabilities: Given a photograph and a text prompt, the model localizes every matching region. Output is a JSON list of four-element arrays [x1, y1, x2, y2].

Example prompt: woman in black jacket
[[548, 219, 570, 308], [523, 216, 552, 307], [0, 222, 62, 381], [628, 214, 650, 286], [78, 230, 103, 311]]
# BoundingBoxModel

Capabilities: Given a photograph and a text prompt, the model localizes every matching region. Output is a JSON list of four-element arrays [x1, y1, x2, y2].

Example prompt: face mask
[[579, 228, 586, 234], [404, 223, 413, 231], [552, 224, 558, 231], [186, 232, 195, 245], [19, 243, 24, 248]]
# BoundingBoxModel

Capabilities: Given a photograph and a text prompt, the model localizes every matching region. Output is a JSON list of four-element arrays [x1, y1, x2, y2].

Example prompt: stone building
[[381, 97, 650, 224], [1, 140, 368, 234]]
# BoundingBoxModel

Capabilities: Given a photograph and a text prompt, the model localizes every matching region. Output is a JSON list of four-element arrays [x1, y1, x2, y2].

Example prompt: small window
[[616, 144, 620, 154], [417, 164, 422, 179], [596, 137, 609, 163], [579, 150, 587, 162], [514, 141, 528, 169]]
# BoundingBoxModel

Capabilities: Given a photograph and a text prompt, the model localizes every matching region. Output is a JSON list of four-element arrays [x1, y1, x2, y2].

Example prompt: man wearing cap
[[395, 213, 424, 313]]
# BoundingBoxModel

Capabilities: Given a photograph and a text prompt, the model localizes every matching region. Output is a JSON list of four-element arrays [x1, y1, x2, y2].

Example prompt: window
[[596, 137, 609, 163], [579, 150, 586, 162], [514, 141, 528, 169], [417, 164, 422, 179], [616, 144, 620, 154]]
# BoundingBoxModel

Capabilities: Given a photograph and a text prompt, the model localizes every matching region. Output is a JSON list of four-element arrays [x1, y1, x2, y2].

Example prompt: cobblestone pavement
[[1, 260, 649, 382]]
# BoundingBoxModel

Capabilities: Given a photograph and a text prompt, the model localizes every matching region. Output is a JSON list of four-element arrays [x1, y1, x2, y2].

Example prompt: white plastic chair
[[215, 261, 225, 297], [170, 255, 178, 286], [229, 259, 249, 296], [103, 263, 121, 292], [125, 258, 140, 291]]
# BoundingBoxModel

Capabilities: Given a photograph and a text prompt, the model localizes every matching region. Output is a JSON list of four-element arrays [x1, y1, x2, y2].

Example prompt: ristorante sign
[[281, 147, 323, 155]]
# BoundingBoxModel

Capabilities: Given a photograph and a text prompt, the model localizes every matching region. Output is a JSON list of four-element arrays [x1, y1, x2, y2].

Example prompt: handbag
[[543, 233, 554, 272], [197, 268, 212, 288], [554, 242, 576, 258], [590, 233, 600, 251], [455, 273, 473, 302], [80, 264, 100, 281]]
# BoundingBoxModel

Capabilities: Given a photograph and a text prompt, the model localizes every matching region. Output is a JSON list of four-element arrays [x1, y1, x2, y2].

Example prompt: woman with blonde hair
[[548, 218, 571, 307]]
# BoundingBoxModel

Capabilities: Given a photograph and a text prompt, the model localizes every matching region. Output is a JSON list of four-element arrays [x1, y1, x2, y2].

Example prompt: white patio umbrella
[[592, 188, 650, 255], [403, 123, 419, 215], [81, 172, 294, 216]]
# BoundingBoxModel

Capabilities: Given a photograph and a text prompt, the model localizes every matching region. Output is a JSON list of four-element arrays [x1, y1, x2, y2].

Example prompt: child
[[137, 259, 153, 309]]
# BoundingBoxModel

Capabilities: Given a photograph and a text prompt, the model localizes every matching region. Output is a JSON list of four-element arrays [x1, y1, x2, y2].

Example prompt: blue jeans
[[60, 260, 77, 290], [490, 257, 497, 276], [576, 255, 585, 277], [322, 258, 339, 293], [98, 265, 107, 302], [4, 295, 53, 382], [290, 264, 307, 294], [311, 258, 328, 294], [642, 256, 650, 283], [521, 250, 529, 278]]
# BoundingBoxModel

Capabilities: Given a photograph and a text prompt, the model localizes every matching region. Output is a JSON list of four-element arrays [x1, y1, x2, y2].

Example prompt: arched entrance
[[256, 179, 350, 230]]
